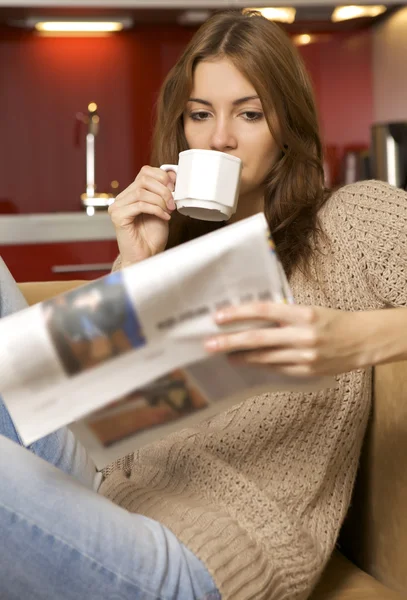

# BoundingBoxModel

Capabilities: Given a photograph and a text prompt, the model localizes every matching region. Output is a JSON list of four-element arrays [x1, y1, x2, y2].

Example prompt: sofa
[[18, 279, 407, 600]]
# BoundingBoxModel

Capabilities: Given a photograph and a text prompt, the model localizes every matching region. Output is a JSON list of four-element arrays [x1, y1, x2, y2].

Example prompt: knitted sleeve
[[339, 180, 407, 307]]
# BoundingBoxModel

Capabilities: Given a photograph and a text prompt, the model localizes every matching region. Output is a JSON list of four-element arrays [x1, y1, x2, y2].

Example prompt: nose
[[209, 117, 237, 153]]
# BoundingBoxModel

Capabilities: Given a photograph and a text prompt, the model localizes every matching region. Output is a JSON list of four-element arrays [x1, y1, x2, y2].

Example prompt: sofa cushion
[[311, 551, 405, 599], [18, 280, 86, 306], [340, 360, 407, 593]]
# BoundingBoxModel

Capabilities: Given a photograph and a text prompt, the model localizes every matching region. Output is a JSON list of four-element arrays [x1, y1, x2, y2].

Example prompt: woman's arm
[[206, 182, 407, 378], [204, 303, 407, 377]]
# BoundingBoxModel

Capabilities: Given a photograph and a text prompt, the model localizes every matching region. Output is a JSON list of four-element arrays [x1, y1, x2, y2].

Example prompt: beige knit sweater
[[100, 180, 407, 599]]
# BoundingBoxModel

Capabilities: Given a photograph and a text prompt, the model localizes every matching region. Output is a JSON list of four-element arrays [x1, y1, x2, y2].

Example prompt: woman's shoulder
[[321, 181, 407, 307], [327, 179, 407, 209], [320, 179, 407, 228]]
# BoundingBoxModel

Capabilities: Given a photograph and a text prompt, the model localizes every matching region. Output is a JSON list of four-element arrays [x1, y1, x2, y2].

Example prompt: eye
[[189, 111, 211, 121], [241, 111, 263, 122]]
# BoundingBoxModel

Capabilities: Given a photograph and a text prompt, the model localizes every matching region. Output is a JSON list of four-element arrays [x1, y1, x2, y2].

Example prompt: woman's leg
[[0, 435, 220, 600], [0, 396, 100, 489], [0, 259, 99, 489], [0, 257, 27, 318], [0, 261, 219, 599]]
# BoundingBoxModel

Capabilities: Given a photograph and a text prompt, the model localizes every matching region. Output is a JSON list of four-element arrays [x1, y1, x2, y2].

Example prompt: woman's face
[[183, 58, 280, 200]]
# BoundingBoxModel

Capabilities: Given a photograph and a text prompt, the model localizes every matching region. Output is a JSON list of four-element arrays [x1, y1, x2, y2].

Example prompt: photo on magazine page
[[80, 369, 209, 447], [41, 271, 146, 376]]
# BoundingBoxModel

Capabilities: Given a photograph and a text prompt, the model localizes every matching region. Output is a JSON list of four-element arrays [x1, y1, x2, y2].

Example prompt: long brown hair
[[151, 10, 330, 277]]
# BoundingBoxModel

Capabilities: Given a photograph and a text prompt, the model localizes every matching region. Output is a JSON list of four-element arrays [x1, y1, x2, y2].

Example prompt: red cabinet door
[[1, 240, 118, 282]]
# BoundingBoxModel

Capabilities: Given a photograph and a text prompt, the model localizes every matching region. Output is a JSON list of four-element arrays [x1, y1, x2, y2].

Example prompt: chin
[[238, 181, 258, 198], [238, 179, 250, 195]]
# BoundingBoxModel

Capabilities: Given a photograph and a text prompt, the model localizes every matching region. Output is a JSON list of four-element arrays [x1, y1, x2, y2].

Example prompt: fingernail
[[205, 338, 220, 351], [167, 198, 176, 211], [215, 311, 227, 322]]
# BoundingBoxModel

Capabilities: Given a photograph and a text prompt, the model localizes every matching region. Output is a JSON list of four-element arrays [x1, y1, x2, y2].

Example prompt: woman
[[108, 8, 407, 599], [1, 10, 406, 600]]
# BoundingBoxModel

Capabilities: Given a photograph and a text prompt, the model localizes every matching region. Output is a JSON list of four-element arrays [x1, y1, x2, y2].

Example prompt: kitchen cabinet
[[1, 240, 118, 282], [0, 212, 118, 282]]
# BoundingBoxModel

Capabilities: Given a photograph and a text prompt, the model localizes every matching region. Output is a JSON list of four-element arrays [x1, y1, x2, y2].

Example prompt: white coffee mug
[[160, 149, 242, 222]]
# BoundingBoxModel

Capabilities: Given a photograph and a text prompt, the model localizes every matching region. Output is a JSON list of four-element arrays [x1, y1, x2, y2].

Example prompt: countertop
[[0, 212, 116, 245]]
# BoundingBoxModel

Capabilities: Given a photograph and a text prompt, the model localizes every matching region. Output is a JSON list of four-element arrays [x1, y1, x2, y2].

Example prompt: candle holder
[[76, 102, 116, 215]]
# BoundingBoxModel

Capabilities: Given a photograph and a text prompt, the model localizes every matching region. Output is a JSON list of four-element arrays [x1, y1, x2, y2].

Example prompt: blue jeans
[[0, 259, 220, 600]]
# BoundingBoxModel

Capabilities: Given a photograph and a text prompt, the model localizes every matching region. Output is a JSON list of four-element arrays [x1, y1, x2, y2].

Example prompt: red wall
[[128, 27, 196, 175], [0, 31, 133, 213], [313, 31, 373, 148], [0, 26, 372, 215], [0, 26, 195, 215], [299, 31, 373, 184]]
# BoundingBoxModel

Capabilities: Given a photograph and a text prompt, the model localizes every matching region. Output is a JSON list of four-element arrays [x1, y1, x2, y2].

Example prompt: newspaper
[[0, 213, 333, 469]]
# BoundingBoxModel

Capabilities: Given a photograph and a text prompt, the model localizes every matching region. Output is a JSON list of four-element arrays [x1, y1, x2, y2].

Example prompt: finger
[[110, 188, 173, 223], [205, 326, 316, 353], [124, 179, 174, 210], [136, 165, 174, 188], [113, 177, 175, 211], [215, 302, 315, 327], [228, 348, 317, 365], [110, 201, 171, 228], [227, 353, 321, 377], [227, 357, 318, 378], [137, 166, 176, 197]]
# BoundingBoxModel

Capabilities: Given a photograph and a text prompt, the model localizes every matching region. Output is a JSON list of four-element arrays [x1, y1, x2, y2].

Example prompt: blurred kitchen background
[[1, 0, 407, 281]]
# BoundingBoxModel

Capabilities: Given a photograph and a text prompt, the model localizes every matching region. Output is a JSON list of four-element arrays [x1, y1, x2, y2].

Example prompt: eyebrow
[[188, 95, 260, 107]]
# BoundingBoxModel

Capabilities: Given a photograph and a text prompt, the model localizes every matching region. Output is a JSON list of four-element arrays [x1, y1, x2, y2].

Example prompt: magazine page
[[0, 213, 333, 459]]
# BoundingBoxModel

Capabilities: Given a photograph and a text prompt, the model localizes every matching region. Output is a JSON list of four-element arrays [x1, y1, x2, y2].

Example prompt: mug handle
[[160, 164, 178, 174], [160, 164, 178, 198]]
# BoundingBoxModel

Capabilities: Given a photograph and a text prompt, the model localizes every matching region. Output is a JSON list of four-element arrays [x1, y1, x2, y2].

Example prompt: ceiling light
[[243, 7, 296, 24], [36, 22, 123, 32], [25, 17, 133, 33], [293, 33, 313, 46], [331, 5, 387, 22]]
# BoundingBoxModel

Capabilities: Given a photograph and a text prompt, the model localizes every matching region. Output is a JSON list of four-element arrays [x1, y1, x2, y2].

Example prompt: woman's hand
[[108, 166, 177, 267], [204, 302, 383, 377]]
